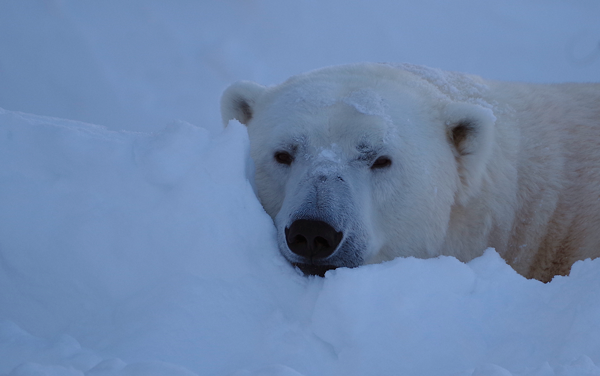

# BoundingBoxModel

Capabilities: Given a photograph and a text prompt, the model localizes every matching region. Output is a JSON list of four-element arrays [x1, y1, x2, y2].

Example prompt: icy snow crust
[[1, 108, 600, 376]]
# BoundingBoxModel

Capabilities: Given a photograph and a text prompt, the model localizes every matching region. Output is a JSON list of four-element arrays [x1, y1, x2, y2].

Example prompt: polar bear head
[[221, 63, 495, 276]]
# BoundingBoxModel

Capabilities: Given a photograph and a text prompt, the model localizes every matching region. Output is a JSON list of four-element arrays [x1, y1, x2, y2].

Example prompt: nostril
[[292, 235, 307, 246], [314, 236, 329, 249], [285, 219, 343, 260]]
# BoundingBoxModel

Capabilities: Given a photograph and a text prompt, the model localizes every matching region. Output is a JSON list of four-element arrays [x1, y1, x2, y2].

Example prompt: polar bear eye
[[371, 156, 392, 170], [274, 151, 294, 166]]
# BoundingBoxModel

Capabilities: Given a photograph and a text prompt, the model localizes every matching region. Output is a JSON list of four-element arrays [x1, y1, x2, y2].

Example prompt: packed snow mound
[[1, 108, 600, 376]]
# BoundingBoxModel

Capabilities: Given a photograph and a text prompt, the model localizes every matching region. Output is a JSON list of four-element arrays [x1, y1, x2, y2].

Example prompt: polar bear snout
[[285, 219, 343, 260], [277, 169, 367, 276]]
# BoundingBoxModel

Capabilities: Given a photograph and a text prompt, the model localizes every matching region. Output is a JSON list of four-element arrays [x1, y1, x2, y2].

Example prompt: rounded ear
[[444, 103, 496, 205], [220, 81, 266, 126]]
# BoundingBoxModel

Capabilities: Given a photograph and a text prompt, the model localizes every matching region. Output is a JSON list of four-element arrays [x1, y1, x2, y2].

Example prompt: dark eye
[[371, 156, 392, 169], [274, 151, 294, 165]]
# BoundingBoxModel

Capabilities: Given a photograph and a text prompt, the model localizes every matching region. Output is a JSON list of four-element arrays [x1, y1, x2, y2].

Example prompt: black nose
[[285, 219, 343, 259]]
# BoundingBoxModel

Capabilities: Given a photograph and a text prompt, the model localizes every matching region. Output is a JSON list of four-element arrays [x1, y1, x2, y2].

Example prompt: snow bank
[[1, 108, 600, 376]]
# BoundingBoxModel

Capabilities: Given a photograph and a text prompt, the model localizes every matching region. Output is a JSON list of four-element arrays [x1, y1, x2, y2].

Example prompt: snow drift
[[1, 108, 600, 376]]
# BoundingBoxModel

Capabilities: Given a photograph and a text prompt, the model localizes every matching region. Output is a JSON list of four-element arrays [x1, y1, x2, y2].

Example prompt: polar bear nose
[[285, 219, 343, 259]]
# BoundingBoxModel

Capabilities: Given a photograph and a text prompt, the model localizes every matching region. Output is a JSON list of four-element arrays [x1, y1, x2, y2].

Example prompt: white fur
[[221, 63, 600, 282]]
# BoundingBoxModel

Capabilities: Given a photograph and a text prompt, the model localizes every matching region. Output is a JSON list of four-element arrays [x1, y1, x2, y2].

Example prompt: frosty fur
[[221, 63, 600, 282]]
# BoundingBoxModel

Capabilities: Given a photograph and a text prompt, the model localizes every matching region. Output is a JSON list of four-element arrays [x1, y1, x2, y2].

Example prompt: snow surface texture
[[2, 110, 600, 376], [1, 1, 600, 376]]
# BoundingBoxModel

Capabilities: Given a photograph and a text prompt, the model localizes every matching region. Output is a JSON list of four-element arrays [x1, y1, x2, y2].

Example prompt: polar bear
[[221, 63, 600, 282]]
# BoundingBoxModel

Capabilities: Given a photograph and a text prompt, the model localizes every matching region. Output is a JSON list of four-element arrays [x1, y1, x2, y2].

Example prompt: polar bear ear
[[220, 81, 267, 126], [444, 103, 496, 205]]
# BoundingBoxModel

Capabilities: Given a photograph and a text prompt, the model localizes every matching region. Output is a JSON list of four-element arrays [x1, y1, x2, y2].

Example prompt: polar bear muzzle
[[285, 219, 343, 276]]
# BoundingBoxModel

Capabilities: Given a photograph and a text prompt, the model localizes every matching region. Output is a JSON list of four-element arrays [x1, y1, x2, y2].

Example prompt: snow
[[2, 112, 600, 376], [1, 1, 600, 376], [342, 90, 390, 121]]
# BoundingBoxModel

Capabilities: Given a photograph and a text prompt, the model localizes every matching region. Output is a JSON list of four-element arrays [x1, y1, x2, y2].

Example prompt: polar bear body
[[221, 63, 600, 282]]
